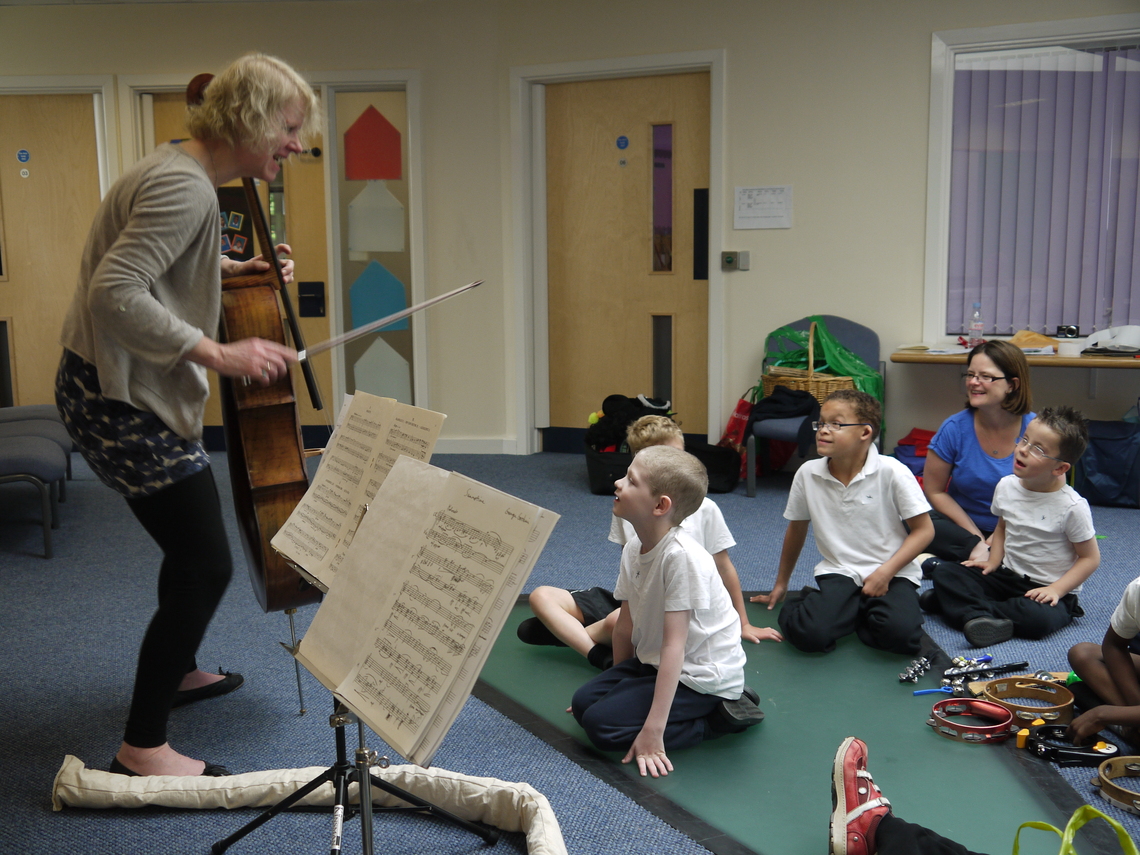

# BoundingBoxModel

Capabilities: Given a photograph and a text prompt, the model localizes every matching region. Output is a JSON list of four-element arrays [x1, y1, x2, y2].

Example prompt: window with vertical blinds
[[945, 44, 1139, 337]]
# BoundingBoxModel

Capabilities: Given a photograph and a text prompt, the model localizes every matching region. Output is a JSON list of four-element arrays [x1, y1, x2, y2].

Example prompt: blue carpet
[[0, 453, 712, 855], [4, 449, 1139, 853]]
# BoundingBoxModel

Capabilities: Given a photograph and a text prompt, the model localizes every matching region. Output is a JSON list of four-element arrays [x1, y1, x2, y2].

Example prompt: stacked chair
[[0, 405, 72, 558]]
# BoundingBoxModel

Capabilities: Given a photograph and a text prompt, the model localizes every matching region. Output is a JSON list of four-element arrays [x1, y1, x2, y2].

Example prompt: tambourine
[[981, 677, 1074, 724], [1025, 724, 1121, 766], [927, 698, 1019, 744], [1091, 756, 1140, 815]]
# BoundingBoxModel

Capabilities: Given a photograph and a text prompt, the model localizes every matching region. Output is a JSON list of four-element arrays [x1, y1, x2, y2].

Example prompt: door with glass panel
[[546, 72, 710, 434], [0, 94, 101, 406]]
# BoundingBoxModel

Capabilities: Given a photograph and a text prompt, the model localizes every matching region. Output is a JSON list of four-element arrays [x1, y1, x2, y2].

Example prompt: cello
[[217, 178, 324, 613], [188, 72, 324, 613]]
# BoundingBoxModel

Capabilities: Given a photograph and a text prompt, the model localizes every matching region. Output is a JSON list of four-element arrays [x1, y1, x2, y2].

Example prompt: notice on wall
[[734, 185, 793, 230]]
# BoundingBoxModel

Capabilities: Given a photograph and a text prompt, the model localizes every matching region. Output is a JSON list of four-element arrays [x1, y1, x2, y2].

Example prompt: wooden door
[[546, 72, 709, 434], [150, 91, 331, 431], [0, 94, 101, 405]]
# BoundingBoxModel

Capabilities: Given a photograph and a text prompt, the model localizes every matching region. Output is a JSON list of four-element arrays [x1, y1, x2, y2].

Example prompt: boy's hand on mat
[[751, 581, 787, 610], [742, 622, 782, 643], [624, 729, 673, 778]]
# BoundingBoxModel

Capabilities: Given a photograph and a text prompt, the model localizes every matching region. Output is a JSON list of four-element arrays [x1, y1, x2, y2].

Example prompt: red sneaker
[[830, 737, 890, 855]]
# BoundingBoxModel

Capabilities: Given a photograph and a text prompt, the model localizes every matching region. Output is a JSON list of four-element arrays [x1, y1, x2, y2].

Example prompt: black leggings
[[122, 467, 233, 747]]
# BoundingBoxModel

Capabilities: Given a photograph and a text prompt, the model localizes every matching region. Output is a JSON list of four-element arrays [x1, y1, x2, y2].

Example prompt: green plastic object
[[764, 315, 884, 403]]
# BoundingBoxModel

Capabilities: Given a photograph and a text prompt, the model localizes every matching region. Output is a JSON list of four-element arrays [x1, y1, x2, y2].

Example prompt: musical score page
[[293, 458, 449, 695], [270, 391, 445, 590], [408, 505, 557, 762], [332, 465, 558, 766]]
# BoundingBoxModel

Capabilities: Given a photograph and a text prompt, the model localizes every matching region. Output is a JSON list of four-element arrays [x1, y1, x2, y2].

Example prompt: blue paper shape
[[349, 260, 408, 331]]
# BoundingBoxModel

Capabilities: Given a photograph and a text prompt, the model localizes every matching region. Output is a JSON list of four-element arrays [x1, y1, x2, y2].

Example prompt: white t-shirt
[[609, 496, 735, 554], [613, 527, 745, 699], [991, 475, 1096, 592], [784, 444, 931, 586], [1110, 576, 1140, 641]]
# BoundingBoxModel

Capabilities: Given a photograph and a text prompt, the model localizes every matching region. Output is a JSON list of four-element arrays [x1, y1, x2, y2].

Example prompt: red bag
[[719, 385, 761, 479]]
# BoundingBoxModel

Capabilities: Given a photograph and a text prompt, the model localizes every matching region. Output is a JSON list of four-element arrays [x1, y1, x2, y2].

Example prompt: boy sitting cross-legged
[[1066, 574, 1140, 749], [571, 445, 762, 778], [924, 406, 1099, 647], [519, 415, 777, 670], [754, 389, 934, 654]]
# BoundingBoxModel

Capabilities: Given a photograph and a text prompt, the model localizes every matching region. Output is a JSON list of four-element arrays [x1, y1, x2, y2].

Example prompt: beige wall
[[1, 0, 1136, 451]]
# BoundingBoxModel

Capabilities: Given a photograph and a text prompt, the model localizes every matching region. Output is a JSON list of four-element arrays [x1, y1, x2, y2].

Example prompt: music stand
[[210, 695, 499, 854], [215, 456, 556, 853]]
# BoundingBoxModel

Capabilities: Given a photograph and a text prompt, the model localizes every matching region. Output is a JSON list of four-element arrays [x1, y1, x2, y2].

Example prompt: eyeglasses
[[812, 421, 871, 433], [1015, 436, 1065, 463], [962, 371, 1008, 384]]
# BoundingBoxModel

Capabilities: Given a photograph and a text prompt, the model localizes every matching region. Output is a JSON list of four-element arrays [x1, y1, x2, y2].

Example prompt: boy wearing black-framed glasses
[[753, 389, 934, 654], [926, 406, 1099, 647]]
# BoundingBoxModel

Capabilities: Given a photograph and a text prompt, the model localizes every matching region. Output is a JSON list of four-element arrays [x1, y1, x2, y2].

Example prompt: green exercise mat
[[478, 602, 1094, 855]]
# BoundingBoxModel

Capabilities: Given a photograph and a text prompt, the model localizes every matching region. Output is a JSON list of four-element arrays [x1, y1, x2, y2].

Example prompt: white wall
[[1, 0, 1136, 450]]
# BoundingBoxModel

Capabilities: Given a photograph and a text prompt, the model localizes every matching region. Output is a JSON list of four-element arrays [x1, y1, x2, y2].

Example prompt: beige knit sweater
[[60, 143, 221, 441]]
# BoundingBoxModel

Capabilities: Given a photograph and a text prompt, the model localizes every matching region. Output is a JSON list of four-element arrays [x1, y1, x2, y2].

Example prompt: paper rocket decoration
[[344, 106, 401, 181], [349, 260, 408, 331], [345, 106, 405, 257], [348, 181, 404, 257], [353, 337, 412, 404]]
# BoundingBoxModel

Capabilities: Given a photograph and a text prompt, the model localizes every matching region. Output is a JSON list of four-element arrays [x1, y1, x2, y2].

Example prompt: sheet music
[[409, 507, 558, 762], [293, 459, 449, 694], [295, 456, 558, 767], [271, 392, 445, 589], [336, 466, 547, 763]]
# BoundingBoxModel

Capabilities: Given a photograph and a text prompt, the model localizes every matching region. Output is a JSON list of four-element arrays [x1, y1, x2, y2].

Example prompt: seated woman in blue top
[[921, 341, 1034, 565]]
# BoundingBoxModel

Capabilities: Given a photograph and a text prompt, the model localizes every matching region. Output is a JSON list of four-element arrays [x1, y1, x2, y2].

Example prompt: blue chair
[[0, 435, 66, 558], [0, 406, 73, 500], [745, 315, 884, 497]]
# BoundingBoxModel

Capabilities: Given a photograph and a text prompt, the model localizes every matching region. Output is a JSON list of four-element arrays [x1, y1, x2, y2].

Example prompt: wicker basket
[[760, 321, 855, 404]]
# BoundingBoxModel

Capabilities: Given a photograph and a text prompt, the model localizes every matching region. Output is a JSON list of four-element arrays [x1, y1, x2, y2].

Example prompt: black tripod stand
[[211, 700, 500, 854]]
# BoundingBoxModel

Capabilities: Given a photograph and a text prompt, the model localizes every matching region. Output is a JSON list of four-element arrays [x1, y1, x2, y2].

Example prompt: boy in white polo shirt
[[754, 389, 934, 654], [571, 445, 759, 778]]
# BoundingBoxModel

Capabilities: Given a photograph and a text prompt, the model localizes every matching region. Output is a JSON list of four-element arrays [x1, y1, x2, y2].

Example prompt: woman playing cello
[[55, 53, 319, 777]]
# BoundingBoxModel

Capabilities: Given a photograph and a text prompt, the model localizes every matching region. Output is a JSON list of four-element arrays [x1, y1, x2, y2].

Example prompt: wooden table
[[891, 349, 1140, 394]]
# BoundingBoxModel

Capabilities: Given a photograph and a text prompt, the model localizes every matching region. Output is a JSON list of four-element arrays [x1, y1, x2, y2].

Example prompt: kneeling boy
[[754, 389, 934, 654], [571, 445, 759, 778]]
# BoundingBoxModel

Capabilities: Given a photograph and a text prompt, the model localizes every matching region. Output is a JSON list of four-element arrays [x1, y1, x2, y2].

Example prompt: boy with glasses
[[926, 406, 1099, 646], [754, 390, 934, 654]]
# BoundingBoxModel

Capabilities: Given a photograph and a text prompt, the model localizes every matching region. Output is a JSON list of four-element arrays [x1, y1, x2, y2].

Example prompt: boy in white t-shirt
[[571, 445, 760, 778], [927, 406, 1099, 647], [754, 390, 934, 654], [1067, 577, 1140, 748], [519, 416, 777, 669]]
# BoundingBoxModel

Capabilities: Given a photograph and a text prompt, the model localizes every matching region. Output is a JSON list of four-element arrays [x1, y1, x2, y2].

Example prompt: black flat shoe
[[109, 757, 230, 777], [172, 670, 244, 708]]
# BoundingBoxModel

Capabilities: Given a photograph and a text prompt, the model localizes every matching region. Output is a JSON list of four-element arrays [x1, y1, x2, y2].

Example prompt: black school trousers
[[778, 574, 924, 655]]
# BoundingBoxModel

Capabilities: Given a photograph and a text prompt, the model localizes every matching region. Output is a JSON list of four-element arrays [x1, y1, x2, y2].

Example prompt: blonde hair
[[626, 415, 683, 454], [187, 53, 320, 152], [633, 445, 707, 524]]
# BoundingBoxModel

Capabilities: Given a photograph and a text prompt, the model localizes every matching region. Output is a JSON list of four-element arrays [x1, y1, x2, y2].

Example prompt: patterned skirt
[[54, 349, 209, 498]]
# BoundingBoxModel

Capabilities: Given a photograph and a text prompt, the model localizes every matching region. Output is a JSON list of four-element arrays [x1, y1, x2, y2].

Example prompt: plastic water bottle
[[967, 302, 985, 348]]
